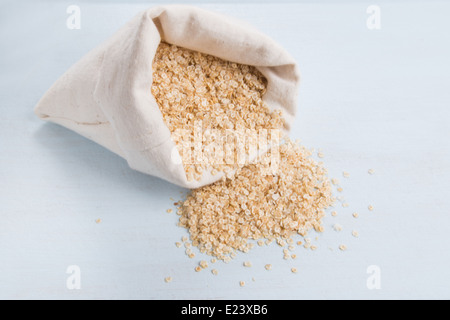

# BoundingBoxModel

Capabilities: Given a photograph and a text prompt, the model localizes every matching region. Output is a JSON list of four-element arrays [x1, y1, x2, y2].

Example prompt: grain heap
[[178, 139, 334, 261], [152, 41, 335, 262]]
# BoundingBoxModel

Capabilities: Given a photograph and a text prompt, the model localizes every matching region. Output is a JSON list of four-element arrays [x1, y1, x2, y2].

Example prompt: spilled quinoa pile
[[151, 41, 335, 263], [178, 139, 334, 261]]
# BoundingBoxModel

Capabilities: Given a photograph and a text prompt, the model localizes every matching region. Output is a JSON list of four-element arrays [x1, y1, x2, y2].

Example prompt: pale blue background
[[1, 0, 450, 299]]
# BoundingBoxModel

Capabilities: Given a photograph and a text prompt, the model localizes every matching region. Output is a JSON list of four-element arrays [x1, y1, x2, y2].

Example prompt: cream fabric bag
[[34, 5, 300, 188]]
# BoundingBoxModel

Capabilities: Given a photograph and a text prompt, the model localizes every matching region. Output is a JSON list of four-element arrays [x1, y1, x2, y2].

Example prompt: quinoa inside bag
[[152, 42, 286, 182]]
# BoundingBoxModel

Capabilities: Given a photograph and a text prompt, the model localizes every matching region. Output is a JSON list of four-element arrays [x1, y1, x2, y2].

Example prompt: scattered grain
[[164, 276, 172, 283]]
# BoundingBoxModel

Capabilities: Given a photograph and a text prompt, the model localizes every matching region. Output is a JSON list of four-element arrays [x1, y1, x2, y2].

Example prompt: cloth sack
[[34, 5, 300, 188]]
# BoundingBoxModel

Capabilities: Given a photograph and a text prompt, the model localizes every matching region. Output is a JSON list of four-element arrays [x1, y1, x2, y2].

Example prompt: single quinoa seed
[[164, 277, 172, 283], [265, 264, 272, 270], [331, 178, 339, 185]]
